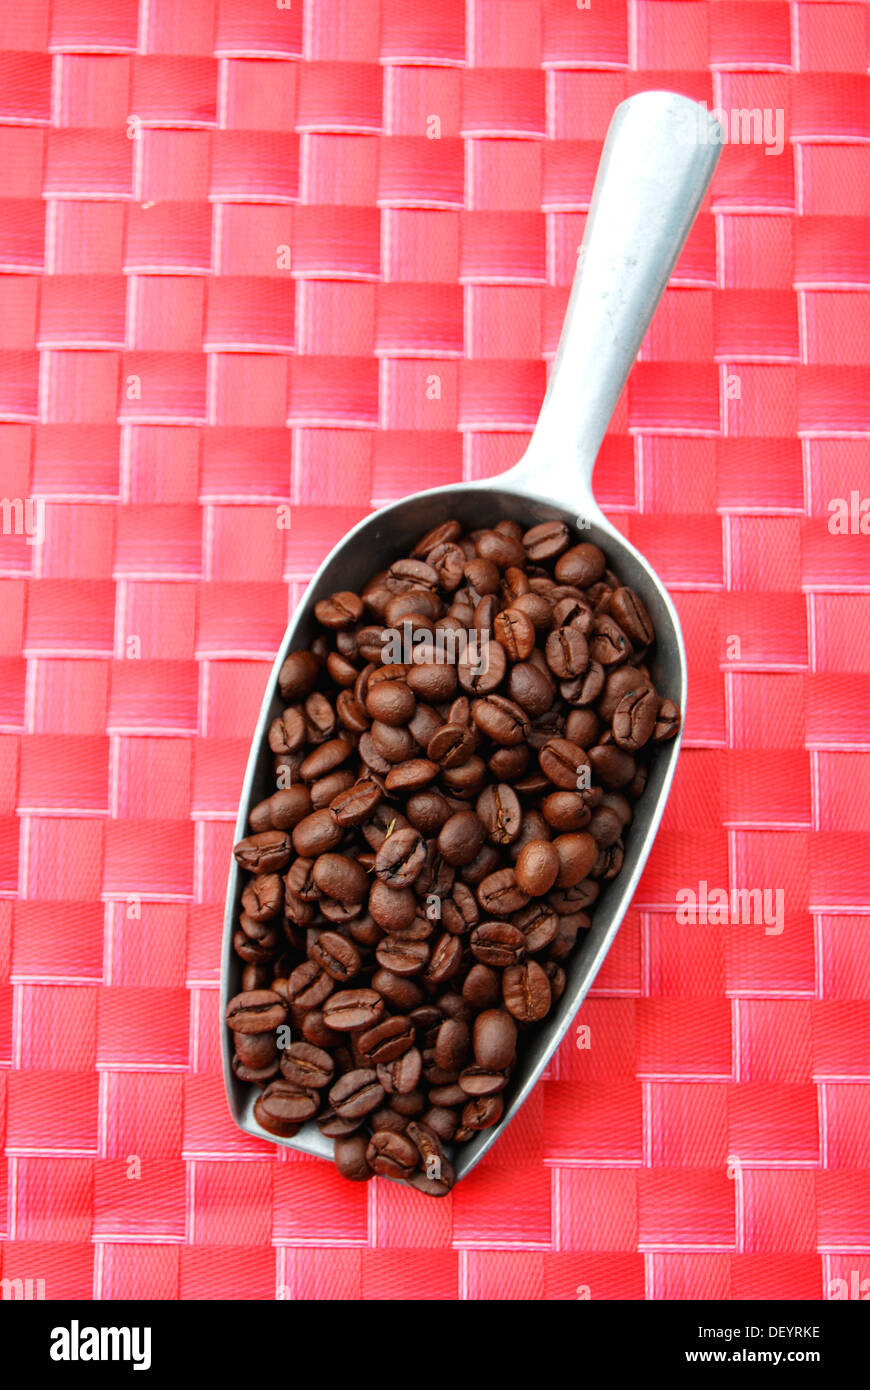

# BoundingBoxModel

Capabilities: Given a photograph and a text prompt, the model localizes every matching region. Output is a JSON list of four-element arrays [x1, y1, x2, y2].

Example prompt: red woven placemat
[[0, 0, 868, 1302]]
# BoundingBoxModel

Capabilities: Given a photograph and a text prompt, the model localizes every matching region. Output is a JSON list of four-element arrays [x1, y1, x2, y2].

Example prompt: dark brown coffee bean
[[539, 737, 590, 791], [368, 880, 417, 931], [291, 810, 343, 858], [508, 661, 554, 716], [286, 959, 334, 1012], [329, 1068, 384, 1119], [356, 1016, 416, 1065], [612, 686, 658, 751], [427, 722, 477, 768], [473, 1009, 517, 1071], [314, 590, 364, 630], [278, 651, 319, 701], [322, 989, 384, 1032], [309, 929, 362, 982], [461, 1094, 504, 1130], [542, 791, 590, 831], [610, 587, 654, 646], [502, 959, 552, 1022], [554, 542, 605, 588], [588, 743, 636, 789], [254, 1080, 316, 1135], [279, 1041, 334, 1089], [544, 626, 589, 679], [461, 963, 501, 1010], [434, 1018, 470, 1072], [589, 615, 631, 667], [523, 519, 570, 562], [376, 1047, 423, 1095], [477, 867, 529, 915], [365, 680, 415, 725], [328, 779, 381, 828], [312, 854, 368, 906], [471, 694, 530, 746], [515, 839, 560, 896], [436, 809, 485, 867], [493, 607, 536, 662], [333, 1134, 373, 1181], [470, 921, 526, 967], [413, 519, 461, 556], [513, 902, 559, 952], [374, 826, 426, 887], [241, 874, 283, 922], [233, 831, 292, 874], [457, 639, 506, 694], [371, 969, 425, 1013], [475, 784, 522, 846], [423, 933, 463, 985], [375, 936, 430, 976], [553, 832, 598, 887], [561, 661, 605, 707], [406, 662, 457, 702], [406, 790, 452, 835], [384, 758, 440, 793], [653, 698, 681, 742], [225, 989, 288, 1034], [458, 1065, 507, 1096], [366, 1130, 419, 1178]]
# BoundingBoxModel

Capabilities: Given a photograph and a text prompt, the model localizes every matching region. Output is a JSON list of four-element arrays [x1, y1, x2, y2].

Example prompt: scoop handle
[[504, 91, 722, 507]]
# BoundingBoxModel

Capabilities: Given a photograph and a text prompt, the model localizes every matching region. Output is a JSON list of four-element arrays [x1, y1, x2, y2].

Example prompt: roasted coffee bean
[[508, 661, 554, 716], [423, 933, 463, 985], [384, 759, 439, 793], [553, 832, 598, 887], [457, 640, 506, 694], [462, 963, 501, 1010], [653, 698, 681, 742], [234, 1029, 279, 1071], [545, 626, 589, 679], [233, 831, 292, 874], [312, 854, 368, 906], [365, 679, 415, 725], [377, 1048, 423, 1095], [406, 790, 452, 835], [587, 743, 636, 789], [225, 990, 287, 1034], [329, 779, 381, 827], [477, 867, 530, 915], [539, 737, 590, 791], [322, 989, 384, 1032], [610, 587, 654, 646], [278, 651, 319, 702], [254, 1081, 316, 1136], [333, 1134, 373, 1181], [461, 1095, 504, 1131], [427, 722, 476, 769], [473, 1010, 517, 1071], [241, 874, 283, 922], [329, 1068, 385, 1119], [309, 930, 361, 982], [374, 827, 426, 887], [513, 902, 559, 953], [476, 783, 522, 845], [502, 960, 552, 1023], [366, 1130, 419, 1179], [472, 694, 530, 747], [368, 881, 417, 931], [554, 543, 605, 588], [523, 520, 570, 562], [292, 810, 344, 858], [357, 1016, 416, 1065], [287, 959, 334, 1012], [470, 922, 526, 968], [589, 615, 631, 667], [515, 839, 560, 896], [372, 969, 425, 1013], [434, 1018, 470, 1072], [612, 687, 658, 751], [436, 809, 486, 867], [542, 791, 591, 831], [279, 1042, 334, 1089], [375, 936, 430, 977]]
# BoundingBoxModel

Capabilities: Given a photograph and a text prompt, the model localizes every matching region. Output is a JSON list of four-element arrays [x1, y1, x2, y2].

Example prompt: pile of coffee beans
[[226, 518, 681, 1195]]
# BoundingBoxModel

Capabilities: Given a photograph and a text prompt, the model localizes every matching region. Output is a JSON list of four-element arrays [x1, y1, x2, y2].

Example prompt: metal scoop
[[222, 91, 723, 1181]]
